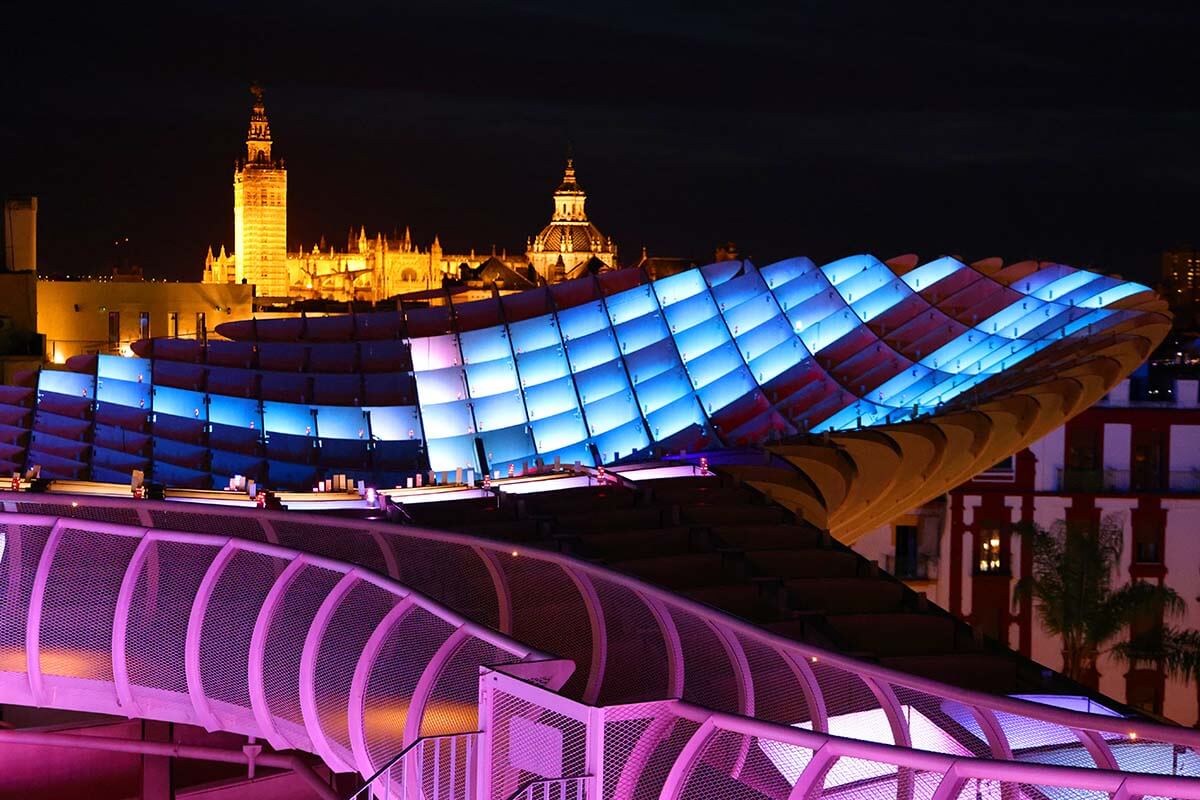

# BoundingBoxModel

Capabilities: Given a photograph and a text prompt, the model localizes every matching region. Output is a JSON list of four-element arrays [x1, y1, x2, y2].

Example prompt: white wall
[[1027, 497, 1073, 675], [1105, 379, 1130, 405], [852, 523, 893, 569], [1169, 425, 1200, 474], [1159, 500, 1200, 724], [1103, 424, 1131, 473], [1030, 425, 1065, 492], [1093, 501, 1136, 710], [1177, 379, 1199, 408]]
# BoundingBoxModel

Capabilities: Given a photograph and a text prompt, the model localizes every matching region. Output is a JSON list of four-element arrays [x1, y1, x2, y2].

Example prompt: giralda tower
[[233, 84, 288, 296]]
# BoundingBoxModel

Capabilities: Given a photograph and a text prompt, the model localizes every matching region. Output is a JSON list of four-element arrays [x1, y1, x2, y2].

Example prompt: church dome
[[534, 220, 608, 253]]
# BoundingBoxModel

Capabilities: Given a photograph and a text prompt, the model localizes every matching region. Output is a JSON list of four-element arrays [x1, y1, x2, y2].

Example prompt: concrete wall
[[38, 280, 254, 362]]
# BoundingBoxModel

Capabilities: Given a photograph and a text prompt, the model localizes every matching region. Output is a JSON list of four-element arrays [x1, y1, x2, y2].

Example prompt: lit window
[[978, 528, 1004, 573]]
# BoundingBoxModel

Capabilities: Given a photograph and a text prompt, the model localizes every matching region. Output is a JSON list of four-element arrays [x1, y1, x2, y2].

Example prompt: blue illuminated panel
[[8, 254, 1154, 487]]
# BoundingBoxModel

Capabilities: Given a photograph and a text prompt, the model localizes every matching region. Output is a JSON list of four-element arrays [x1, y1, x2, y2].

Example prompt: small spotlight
[[510, 550, 519, 557], [70, 501, 78, 507]]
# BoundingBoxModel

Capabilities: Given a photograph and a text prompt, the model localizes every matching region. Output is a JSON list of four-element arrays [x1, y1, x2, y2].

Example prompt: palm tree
[[1114, 627, 1200, 727], [1013, 513, 1184, 686]]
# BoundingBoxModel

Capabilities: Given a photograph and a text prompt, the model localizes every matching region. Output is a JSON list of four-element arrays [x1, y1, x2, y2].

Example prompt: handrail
[[483, 668, 1200, 800], [8, 496, 1200, 759], [503, 775, 589, 800], [346, 732, 481, 800]]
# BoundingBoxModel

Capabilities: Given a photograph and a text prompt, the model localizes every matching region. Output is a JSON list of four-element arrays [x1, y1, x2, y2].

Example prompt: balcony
[[1056, 467, 1122, 493], [885, 553, 939, 581], [1055, 467, 1200, 495]]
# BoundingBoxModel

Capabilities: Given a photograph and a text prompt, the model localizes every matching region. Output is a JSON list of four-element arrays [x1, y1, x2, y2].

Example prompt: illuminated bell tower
[[233, 84, 288, 296]]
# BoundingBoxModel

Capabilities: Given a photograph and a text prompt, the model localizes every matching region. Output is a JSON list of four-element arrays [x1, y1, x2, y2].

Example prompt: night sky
[[3, 2, 1199, 285]]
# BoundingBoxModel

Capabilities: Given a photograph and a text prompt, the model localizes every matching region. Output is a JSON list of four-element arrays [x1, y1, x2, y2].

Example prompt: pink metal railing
[[0, 511, 568, 780], [352, 732, 479, 800], [504, 778, 589, 800], [480, 668, 1200, 800], [3, 492, 1200, 797]]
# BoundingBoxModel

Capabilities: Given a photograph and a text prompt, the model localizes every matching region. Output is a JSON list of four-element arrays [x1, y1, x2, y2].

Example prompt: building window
[[1126, 669, 1163, 715], [976, 455, 1015, 483], [1062, 425, 1102, 491], [139, 311, 150, 341], [976, 525, 1007, 574], [196, 312, 207, 345], [1133, 523, 1161, 564], [1131, 429, 1165, 492], [169, 312, 179, 338], [107, 311, 120, 352], [892, 524, 918, 578]]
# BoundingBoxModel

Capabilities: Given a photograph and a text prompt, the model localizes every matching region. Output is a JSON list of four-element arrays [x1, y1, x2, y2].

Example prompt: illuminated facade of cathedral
[[204, 88, 617, 302]]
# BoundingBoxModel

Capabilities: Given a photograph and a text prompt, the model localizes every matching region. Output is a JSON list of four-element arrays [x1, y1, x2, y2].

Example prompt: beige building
[[3, 197, 37, 272], [204, 88, 617, 302], [37, 279, 253, 363]]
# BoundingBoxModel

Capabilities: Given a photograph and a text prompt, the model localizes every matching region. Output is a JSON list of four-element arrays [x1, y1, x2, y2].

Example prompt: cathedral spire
[[245, 83, 273, 164], [552, 155, 586, 221]]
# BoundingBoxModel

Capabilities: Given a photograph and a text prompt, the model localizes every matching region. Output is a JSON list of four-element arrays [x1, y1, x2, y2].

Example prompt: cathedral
[[204, 87, 618, 302]]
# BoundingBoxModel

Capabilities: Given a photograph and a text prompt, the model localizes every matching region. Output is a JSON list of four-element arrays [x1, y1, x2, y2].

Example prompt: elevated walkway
[[0, 488, 1198, 797]]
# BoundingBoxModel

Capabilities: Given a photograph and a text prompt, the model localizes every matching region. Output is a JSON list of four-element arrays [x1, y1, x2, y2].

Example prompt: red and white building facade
[[857, 377, 1200, 724]]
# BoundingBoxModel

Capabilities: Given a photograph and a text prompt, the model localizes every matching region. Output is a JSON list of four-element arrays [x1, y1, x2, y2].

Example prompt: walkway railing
[[351, 733, 479, 800], [480, 668, 1200, 800], [6, 495, 1200, 798]]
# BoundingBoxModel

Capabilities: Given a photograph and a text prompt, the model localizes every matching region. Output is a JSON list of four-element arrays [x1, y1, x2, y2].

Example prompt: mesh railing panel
[[592, 576, 670, 705], [808, 660, 885, 735], [126, 539, 217, 697], [420, 635, 512, 737], [628, 715, 703, 800], [17, 501, 141, 525], [1016, 785, 1109, 800], [149, 508, 269, 542], [738, 633, 811, 725], [273, 520, 391, 577], [994, 712, 1098, 771], [891, 685, 990, 757], [1109, 739, 1200, 778], [489, 688, 588, 800], [951, 780, 1007, 800], [815, 767, 941, 800], [313, 577, 397, 760], [680, 728, 799, 800], [416, 734, 476, 800], [260, 562, 342, 745], [199, 548, 282, 718], [385, 536, 502, 630], [39, 527, 139, 683], [0, 524, 52, 675], [670, 607, 741, 713], [600, 701, 678, 800], [741, 734, 813, 800], [362, 605, 455, 771], [502, 555, 594, 701], [812, 756, 897, 799]]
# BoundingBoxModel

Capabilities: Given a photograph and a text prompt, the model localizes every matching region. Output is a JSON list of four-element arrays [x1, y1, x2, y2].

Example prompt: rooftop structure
[[1, 254, 1168, 539]]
